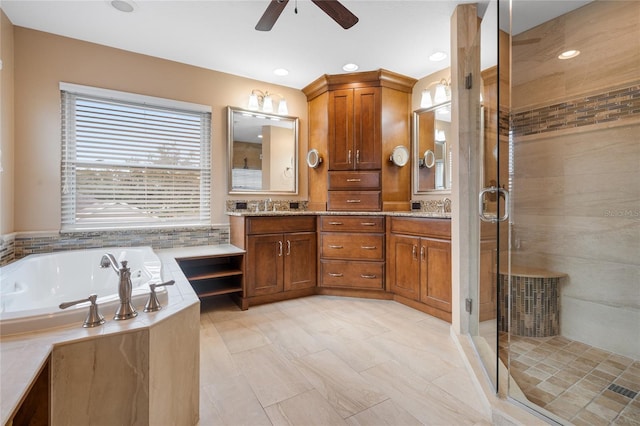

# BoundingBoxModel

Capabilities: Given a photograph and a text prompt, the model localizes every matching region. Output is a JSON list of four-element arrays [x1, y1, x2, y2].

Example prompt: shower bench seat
[[498, 266, 567, 337]]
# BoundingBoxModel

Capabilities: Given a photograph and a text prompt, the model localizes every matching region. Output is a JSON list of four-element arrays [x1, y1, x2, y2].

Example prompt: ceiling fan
[[256, 0, 359, 31]]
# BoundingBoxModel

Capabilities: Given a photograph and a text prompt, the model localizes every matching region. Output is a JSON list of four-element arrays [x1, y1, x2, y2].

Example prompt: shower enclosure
[[470, 1, 640, 424]]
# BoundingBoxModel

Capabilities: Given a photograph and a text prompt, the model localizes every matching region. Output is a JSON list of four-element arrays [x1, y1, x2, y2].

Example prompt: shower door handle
[[479, 186, 509, 223]]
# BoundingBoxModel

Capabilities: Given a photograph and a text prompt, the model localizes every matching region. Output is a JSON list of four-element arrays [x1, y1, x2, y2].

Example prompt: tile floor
[[501, 333, 640, 425], [197, 295, 492, 425]]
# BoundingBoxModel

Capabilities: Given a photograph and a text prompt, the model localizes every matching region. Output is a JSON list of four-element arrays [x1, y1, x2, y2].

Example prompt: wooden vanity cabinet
[[230, 215, 316, 307], [387, 217, 452, 322], [303, 70, 416, 212], [328, 87, 381, 171], [318, 215, 386, 292]]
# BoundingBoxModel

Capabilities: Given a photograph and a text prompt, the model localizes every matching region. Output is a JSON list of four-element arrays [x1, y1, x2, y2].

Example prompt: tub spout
[[99, 254, 138, 320]]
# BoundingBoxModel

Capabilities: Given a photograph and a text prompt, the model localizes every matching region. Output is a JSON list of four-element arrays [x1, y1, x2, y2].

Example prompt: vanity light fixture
[[558, 49, 580, 60], [248, 89, 288, 115], [421, 78, 451, 108], [342, 63, 359, 72]]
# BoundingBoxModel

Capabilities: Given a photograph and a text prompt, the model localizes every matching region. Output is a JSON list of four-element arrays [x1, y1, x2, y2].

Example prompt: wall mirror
[[227, 106, 298, 194], [412, 101, 452, 194]]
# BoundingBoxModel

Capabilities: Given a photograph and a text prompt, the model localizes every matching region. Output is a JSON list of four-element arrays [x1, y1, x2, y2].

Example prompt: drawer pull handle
[[420, 246, 425, 261], [356, 150, 360, 163], [329, 273, 344, 277], [328, 245, 344, 249], [361, 246, 377, 250], [278, 241, 283, 257], [329, 221, 344, 225], [412, 245, 417, 260], [346, 178, 361, 182], [286, 240, 291, 256], [346, 199, 361, 203], [348, 150, 352, 164], [361, 222, 376, 226], [361, 274, 377, 279]]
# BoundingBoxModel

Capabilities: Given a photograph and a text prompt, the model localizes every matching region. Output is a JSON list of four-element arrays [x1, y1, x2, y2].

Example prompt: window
[[61, 83, 211, 230]]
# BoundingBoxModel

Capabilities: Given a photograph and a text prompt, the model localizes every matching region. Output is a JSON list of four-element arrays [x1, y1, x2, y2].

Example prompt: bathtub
[[0, 247, 167, 336]]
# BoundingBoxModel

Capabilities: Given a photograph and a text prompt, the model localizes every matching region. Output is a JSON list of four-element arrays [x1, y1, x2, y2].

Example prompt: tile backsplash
[[0, 226, 229, 266]]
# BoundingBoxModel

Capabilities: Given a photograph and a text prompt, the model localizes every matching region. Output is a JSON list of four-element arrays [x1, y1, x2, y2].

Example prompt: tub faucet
[[100, 254, 138, 320]]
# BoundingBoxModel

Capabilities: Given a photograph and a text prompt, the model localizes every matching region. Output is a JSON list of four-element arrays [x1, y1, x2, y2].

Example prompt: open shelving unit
[[176, 251, 244, 300]]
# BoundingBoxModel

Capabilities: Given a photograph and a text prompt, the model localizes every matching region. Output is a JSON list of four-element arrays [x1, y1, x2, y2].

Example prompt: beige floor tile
[[361, 360, 490, 425], [197, 389, 224, 426], [265, 389, 348, 426], [431, 368, 490, 417], [255, 310, 326, 360], [200, 324, 240, 385], [294, 349, 388, 418], [202, 375, 272, 426], [233, 344, 313, 407], [345, 399, 422, 426], [214, 318, 272, 354]]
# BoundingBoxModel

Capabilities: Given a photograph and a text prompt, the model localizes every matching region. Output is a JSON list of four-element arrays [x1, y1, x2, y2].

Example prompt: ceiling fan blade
[[256, 0, 289, 31], [311, 0, 359, 29]]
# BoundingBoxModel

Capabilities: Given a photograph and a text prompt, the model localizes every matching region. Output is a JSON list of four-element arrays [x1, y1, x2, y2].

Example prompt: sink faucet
[[100, 254, 138, 320]]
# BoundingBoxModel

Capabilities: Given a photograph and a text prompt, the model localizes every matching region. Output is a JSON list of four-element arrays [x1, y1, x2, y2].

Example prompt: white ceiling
[[1, 0, 592, 90]]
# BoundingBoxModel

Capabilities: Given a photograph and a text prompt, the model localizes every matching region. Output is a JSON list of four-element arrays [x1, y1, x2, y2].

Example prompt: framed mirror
[[227, 106, 298, 194], [412, 101, 452, 194]]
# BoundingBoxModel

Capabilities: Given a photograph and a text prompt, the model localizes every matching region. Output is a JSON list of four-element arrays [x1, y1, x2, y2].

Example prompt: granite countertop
[[226, 210, 452, 219]]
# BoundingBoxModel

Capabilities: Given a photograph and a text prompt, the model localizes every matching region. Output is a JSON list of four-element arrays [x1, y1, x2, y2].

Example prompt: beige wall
[[11, 27, 309, 232], [0, 10, 14, 234]]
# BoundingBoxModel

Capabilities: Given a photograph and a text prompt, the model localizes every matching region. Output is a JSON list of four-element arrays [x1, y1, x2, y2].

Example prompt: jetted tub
[[0, 247, 167, 336]]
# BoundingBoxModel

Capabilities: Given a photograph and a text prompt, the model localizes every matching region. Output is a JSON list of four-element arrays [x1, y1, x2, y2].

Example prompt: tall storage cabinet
[[303, 69, 416, 212]]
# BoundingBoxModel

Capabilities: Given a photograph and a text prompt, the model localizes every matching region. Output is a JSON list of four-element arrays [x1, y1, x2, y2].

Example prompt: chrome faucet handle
[[144, 280, 175, 312], [59, 294, 106, 328]]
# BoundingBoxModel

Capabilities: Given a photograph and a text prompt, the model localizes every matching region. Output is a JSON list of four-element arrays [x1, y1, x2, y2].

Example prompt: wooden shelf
[[176, 250, 245, 304]]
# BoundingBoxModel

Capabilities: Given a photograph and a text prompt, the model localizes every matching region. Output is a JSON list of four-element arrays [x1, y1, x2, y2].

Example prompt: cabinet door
[[353, 87, 381, 170], [329, 89, 354, 170], [246, 234, 284, 297], [284, 232, 317, 291], [388, 234, 420, 300], [420, 238, 451, 313]]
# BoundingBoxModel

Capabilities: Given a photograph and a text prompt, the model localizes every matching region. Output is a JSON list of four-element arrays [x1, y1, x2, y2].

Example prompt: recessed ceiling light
[[558, 49, 580, 60], [342, 63, 359, 72], [110, 0, 135, 13], [429, 51, 447, 62], [273, 68, 289, 76]]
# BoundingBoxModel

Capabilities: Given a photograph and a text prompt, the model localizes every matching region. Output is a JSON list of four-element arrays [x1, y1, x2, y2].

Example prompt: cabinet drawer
[[328, 171, 381, 190], [327, 191, 381, 211], [320, 260, 384, 290], [246, 216, 316, 235], [321, 234, 384, 260], [319, 216, 384, 233], [389, 217, 451, 239]]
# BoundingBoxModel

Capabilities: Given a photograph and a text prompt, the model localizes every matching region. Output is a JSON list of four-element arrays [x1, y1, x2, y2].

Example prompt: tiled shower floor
[[500, 333, 640, 425]]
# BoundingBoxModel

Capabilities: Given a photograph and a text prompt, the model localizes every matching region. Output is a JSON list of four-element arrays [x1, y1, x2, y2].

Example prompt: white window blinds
[[61, 85, 211, 230]]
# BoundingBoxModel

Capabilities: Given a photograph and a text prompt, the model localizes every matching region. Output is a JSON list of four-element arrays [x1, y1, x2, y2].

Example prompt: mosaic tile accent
[[0, 233, 16, 266], [225, 199, 309, 213], [512, 83, 640, 137], [499, 273, 563, 337], [8, 226, 229, 262]]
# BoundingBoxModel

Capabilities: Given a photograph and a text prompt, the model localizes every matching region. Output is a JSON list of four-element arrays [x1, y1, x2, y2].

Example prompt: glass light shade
[[248, 93, 259, 110], [420, 90, 433, 108], [434, 84, 448, 104], [278, 99, 288, 115], [262, 95, 273, 112]]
